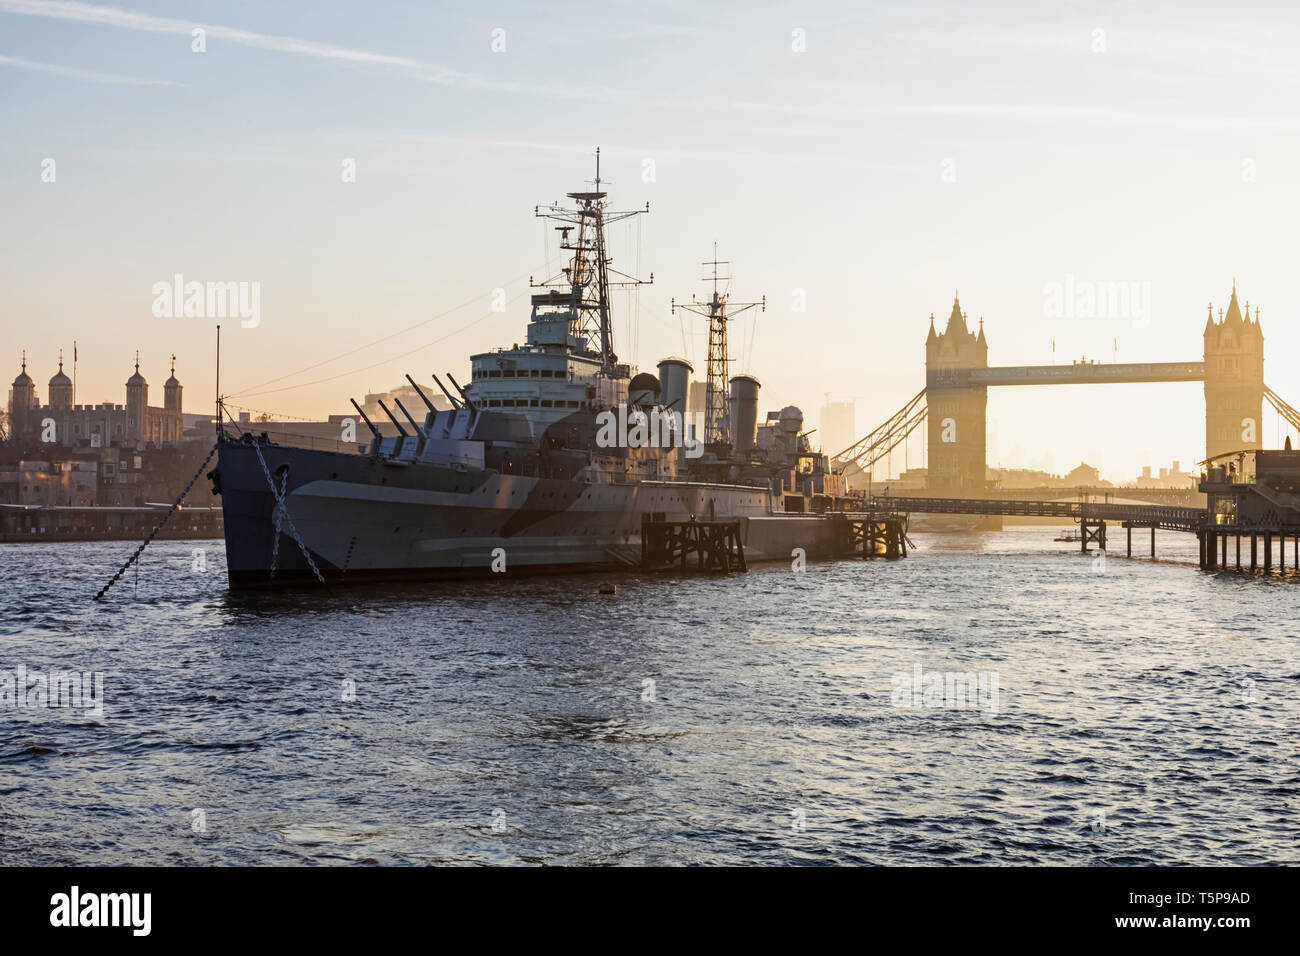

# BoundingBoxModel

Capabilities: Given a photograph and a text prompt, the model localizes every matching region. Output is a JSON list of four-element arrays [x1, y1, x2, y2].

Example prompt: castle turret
[[9, 351, 37, 438], [162, 354, 183, 443], [164, 354, 182, 413], [1203, 281, 1264, 461], [126, 350, 147, 442], [48, 350, 72, 409]]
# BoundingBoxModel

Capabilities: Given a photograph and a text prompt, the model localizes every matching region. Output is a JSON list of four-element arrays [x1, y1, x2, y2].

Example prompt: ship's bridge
[[466, 344, 633, 417], [467, 286, 634, 417]]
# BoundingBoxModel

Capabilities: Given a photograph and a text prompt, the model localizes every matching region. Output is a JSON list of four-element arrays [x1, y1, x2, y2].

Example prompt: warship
[[211, 155, 846, 587]]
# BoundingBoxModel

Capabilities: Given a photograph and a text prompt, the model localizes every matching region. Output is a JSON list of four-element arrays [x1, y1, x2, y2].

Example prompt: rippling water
[[1, 530, 1296, 865]]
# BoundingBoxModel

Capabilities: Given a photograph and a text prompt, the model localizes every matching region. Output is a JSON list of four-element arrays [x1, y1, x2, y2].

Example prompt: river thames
[[1, 530, 1295, 865]]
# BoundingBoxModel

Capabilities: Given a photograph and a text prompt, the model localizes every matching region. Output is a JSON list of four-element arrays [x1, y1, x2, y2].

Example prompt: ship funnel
[[730, 374, 761, 455], [657, 357, 692, 415]]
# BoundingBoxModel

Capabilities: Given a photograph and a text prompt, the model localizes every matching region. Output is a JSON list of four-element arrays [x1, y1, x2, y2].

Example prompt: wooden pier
[[868, 494, 1206, 561], [1080, 518, 1107, 553], [1121, 521, 1159, 558], [831, 512, 909, 559], [869, 494, 1205, 532], [641, 516, 747, 572], [1199, 527, 1300, 574]]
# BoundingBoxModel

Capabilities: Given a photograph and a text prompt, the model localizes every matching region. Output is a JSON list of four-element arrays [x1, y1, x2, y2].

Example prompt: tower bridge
[[837, 284, 1281, 494]]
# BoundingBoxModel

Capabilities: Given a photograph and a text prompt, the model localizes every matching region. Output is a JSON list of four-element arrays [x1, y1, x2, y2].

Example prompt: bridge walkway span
[[858, 496, 1206, 533]]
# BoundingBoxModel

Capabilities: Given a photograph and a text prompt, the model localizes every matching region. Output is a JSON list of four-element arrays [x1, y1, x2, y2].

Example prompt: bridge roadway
[[930, 361, 1205, 388], [861, 495, 1207, 532]]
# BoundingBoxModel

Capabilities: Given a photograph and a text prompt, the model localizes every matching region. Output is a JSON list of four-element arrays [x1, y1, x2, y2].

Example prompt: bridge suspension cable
[[1264, 386, 1300, 437], [833, 388, 928, 476]]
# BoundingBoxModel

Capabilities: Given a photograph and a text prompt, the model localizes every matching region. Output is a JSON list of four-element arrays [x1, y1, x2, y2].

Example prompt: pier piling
[[641, 516, 747, 572], [830, 513, 909, 559], [1081, 518, 1107, 553]]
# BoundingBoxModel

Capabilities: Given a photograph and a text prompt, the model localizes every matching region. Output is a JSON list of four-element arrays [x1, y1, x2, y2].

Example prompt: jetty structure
[[1198, 445, 1300, 572]]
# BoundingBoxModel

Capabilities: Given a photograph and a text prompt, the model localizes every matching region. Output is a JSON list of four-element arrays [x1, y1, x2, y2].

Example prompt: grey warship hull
[[216, 437, 836, 589]]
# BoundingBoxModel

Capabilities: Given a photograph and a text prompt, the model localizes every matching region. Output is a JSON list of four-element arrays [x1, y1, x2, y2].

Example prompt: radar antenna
[[672, 244, 764, 448], [531, 147, 653, 375]]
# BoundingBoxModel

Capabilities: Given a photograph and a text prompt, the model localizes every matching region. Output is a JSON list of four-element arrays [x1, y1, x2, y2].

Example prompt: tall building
[[6, 351, 184, 448], [1203, 283, 1264, 462], [361, 383, 450, 423], [925, 294, 988, 492], [819, 400, 855, 458]]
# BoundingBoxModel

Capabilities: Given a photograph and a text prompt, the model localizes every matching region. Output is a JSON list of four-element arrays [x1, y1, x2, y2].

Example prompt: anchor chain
[[270, 470, 286, 578], [251, 438, 326, 586], [93, 442, 219, 601]]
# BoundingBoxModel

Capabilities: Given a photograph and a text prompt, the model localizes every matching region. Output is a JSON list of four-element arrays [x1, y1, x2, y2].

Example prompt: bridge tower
[[1203, 283, 1263, 462], [925, 294, 988, 492]]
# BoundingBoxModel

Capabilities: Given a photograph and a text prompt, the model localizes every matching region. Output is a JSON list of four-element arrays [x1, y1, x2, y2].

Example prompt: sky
[[3, 0, 1300, 481]]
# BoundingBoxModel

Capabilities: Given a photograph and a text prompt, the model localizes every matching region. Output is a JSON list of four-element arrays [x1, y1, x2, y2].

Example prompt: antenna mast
[[532, 147, 652, 375], [215, 324, 222, 440], [672, 244, 764, 448]]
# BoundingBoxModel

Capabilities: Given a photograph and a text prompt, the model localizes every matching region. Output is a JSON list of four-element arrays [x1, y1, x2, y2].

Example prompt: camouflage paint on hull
[[216, 440, 836, 589]]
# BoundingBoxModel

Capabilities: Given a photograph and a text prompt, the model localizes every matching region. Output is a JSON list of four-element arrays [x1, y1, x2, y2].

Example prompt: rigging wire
[[635, 213, 643, 366], [624, 220, 634, 361], [746, 306, 759, 373], [637, 302, 697, 366], [232, 288, 532, 400], [223, 403, 323, 423], [225, 264, 541, 399], [683, 309, 692, 367]]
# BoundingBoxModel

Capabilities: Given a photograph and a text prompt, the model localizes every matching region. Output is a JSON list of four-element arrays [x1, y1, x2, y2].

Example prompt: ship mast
[[532, 148, 652, 375], [673, 245, 764, 448]]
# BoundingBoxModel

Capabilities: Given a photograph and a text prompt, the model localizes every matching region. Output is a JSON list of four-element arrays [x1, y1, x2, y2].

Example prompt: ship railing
[[228, 429, 365, 456]]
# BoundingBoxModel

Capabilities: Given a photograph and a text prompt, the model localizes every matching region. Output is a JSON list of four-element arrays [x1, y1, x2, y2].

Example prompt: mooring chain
[[269, 470, 287, 578], [251, 439, 327, 586], [93, 442, 219, 602]]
